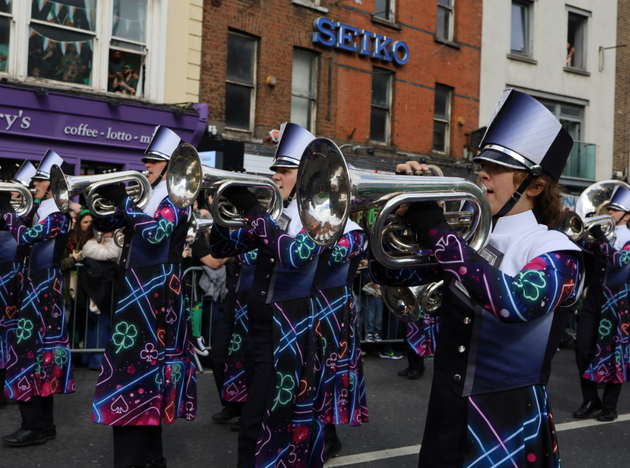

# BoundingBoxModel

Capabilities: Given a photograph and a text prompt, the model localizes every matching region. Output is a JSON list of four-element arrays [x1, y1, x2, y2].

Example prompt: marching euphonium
[[295, 138, 492, 269], [186, 214, 214, 243], [382, 280, 444, 323], [166, 143, 283, 228], [50, 165, 152, 217], [0, 181, 34, 217], [574, 179, 627, 242]]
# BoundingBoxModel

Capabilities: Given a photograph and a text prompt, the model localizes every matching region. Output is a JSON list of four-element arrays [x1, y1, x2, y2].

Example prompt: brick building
[[613, 0, 630, 180], [200, 0, 482, 176]]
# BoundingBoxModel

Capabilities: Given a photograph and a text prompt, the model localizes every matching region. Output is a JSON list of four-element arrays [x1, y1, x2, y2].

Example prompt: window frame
[[510, 0, 532, 57], [225, 30, 258, 133], [436, 0, 454, 42], [566, 7, 590, 71], [3, 1, 163, 100], [374, 0, 395, 22], [432, 84, 452, 155], [369, 68, 393, 145], [290, 48, 318, 133]]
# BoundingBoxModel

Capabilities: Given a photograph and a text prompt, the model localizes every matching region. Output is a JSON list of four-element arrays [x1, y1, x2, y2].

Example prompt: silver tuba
[[166, 143, 283, 228], [0, 181, 34, 217], [574, 179, 626, 242], [382, 280, 444, 323], [50, 165, 152, 217], [295, 138, 492, 269]]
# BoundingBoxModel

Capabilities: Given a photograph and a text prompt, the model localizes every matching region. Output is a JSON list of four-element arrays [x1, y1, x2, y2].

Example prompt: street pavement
[[1, 345, 629, 468]]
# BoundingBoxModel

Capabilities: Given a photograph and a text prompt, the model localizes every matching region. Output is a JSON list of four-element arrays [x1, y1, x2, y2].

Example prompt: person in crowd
[[79, 229, 122, 370], [60, 43, 81, 80], [61, 209, 93, 345], [361, 267, 383, 343], [573, 185, 630, 422], [112, 62, 138, 96], [90, 126, 195, 468], [108, 50, 125, 92], [313, 211, 368, 462], [209, 123, 330, 468], [0, 161, 37, 409], [39, 41, 62, 79], [0, 151, 74, 447], [369, 89, 584, 467]]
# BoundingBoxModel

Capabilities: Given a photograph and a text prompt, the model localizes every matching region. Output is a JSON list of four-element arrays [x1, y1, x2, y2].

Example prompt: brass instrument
[[166, 143, 283, 228], [93, 228, 126, 248], [382, 280, 444, 323], [50, 165, 151, 217], [186, 214, 214, 243], [574, 179, 628, 242], [295, 138, 492, 268], [0, 182, 34, 217]]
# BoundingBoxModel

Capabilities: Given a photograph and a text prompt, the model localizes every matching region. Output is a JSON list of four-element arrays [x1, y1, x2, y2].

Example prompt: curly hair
[[513, 171, 563, 227]]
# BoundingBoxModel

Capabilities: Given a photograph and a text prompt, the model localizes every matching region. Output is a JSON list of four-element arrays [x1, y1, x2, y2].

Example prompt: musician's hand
[[0, 191, 13, 210], [222, 186, 260, 214], [405, 201, 449, 235], [99, 183, 128, 207], [589, 225, 605, 241], [396, 161, 431, 176]]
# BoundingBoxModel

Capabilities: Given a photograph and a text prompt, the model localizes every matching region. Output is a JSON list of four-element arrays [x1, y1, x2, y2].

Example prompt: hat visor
[[473, 150, 529, 171], [608, 202, 630, 213], [141, 155, 169, 163], [269, 156, 299, 171]]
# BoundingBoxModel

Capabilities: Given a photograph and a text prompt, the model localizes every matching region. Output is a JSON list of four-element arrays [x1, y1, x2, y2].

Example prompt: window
[[375, 0, 394, 21], [511, 1, 531, 56], [567, 10, 588, 70], [1, 1, 164, 99], [291, 49, 317, 132], [432, 85, 452, 154], [225, 32, 257, 132], [370, 69, 393, 143], [0, 1, 11, 74], [436, 0, 454, 41]]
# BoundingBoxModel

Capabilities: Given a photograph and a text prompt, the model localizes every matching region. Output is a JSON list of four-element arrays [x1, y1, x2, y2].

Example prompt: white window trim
[[374, 0, 396, 22], [510, 0, 532, 57], [437, 0, 455, 42], [370, 70, 393, 145], [291, 49, 318, 133], [566, 6, 590, 71], [225, 31, 258, 133], [433, 85, 452, 155], [6, 0, 164, 102]]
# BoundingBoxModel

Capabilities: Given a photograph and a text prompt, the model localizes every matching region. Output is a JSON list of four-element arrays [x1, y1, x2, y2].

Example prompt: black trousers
[[237, 300, 275, 468], [209, 291, 243, 412], [113, 425, 163, 468], [18, 395, 54, 430], [0, 368, 5, 400], [574, 284, 623, 410], [406, 340, 426, 371]]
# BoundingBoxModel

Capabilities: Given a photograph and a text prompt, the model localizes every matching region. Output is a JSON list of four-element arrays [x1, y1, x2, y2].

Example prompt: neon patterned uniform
[[91, 181, 196, 426], [370, 210, 582, 468], [2, 198, 74, 400], [581, 224, 630, 384], [221, 251, 255, 404], [313, 222, 368, 431], [209, 199, 328, 468]]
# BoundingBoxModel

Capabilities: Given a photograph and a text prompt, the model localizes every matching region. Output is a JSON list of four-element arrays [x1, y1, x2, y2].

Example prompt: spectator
[[107, 49, 125, 91], [361, 267, 383, 343], [112, 62, 137, 95], [39, 41, 62, 79], [60, 43, 81, 80], [567, 42, 576, 67], [0, 27, 8, 73]]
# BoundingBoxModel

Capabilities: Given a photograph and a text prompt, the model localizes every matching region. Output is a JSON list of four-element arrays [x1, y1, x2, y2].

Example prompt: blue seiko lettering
[[391, 41, 410, 65], [313, 17, 336, 47], [372, 34, 392, 61], [336, 23, 359, 53], [359, 30, 375, 56]]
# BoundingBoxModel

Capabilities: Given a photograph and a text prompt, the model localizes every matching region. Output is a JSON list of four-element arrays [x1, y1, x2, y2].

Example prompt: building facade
[[0, 0, 207, 180], [613, 0, 630, 179], [479, 0, 618, 194], [200, 0, 483, 176]]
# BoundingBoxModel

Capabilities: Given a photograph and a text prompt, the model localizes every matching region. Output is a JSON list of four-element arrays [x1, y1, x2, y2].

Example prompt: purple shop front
[[0, 83, 207, 174]]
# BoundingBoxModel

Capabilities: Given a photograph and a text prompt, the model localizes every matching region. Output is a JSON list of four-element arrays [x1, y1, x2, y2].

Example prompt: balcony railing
[[562, 141, 596, 180]]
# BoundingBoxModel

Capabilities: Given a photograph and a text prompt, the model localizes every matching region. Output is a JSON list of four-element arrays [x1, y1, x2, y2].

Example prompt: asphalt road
[[1, 345, 629, 468]]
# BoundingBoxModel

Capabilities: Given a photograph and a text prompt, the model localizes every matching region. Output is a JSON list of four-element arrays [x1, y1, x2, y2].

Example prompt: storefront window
[[0, 0, 11, 74], [28, 0, 96, 84]]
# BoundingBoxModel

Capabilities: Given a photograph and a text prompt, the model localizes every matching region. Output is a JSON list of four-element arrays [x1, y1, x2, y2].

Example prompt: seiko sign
[[312, 17, 409, 66]]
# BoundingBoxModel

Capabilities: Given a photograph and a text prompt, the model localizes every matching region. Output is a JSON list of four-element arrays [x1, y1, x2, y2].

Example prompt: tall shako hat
[[13, 160, 37, 187], [473, 89, 573, 219], [608, 185, 630, 213], [474, 89, 574, 181], [142, 125, 183, 163], [33, 150, 64, 180], [270, 123, 316, 170]]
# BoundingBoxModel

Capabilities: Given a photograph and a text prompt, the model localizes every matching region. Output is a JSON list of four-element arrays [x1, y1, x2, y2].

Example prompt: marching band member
[[313, 216, 368, 463], [0, 161, 37, 409], [370, 90, 584, 467], [209, 123, 329, 468], [1, 152, 74, 447], [91, 126, 195, 468], [573, 185, 630, 422]]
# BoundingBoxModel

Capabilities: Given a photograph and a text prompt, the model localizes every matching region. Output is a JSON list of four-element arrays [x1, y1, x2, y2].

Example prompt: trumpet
[[50, 165, 151, 217], [295, 138, 492, 269], [166, 143, 283, 228], [382, 280, 444, 323], [0, 182, 34, 217]]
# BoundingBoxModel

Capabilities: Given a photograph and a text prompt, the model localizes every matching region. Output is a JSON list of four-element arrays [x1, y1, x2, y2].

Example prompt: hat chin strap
[[492, 173, 536, 220], [283, 186, 296, 209], [151, 164, 168, 188]]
